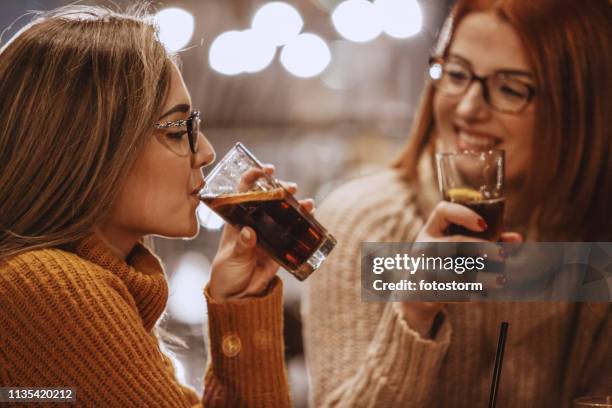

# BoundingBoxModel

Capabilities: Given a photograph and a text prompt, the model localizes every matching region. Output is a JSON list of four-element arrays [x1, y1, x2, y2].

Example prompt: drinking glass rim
[[203, 142, 263, 184], [202, 142, 282, 197]]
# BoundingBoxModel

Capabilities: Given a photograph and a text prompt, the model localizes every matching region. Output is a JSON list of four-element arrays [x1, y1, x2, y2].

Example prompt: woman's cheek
[[433, 94, 457, 150], [503, 113, 535, 180]]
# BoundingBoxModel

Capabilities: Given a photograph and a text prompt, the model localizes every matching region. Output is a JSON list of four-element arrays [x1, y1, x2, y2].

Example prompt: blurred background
[[1, 1, 452, 405]]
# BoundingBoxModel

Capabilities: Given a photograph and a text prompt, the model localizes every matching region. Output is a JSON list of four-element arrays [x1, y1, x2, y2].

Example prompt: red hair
[[394, 0, 612, 240]]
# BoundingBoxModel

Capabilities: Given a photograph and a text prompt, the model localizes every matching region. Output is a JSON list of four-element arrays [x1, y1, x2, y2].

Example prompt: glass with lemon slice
[[436, 150, 505, 241]]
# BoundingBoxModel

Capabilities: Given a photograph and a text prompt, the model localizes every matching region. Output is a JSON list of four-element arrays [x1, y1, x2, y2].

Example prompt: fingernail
[[241, 228, 251, 241], [496, 275, 507, 285], [499, 247, 507, 258], [477, 218, 488, 231]]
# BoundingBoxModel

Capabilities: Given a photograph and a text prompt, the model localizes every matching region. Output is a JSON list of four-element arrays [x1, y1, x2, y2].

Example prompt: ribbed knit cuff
[[204, 277, 288, 404], [352, 303, 452, 404]]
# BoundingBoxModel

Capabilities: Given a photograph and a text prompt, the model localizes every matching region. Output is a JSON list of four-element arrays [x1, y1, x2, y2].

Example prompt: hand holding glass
[[436, 150, 505, 241], [199, 143, 337, 281]]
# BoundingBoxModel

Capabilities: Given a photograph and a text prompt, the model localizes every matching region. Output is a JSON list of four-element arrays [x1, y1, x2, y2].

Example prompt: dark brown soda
[[446, 197, 505, 241], [201, 188, 325, 271]]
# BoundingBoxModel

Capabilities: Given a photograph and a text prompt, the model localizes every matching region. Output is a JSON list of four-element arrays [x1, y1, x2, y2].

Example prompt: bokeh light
[[429, 61, 443, 80], [209, 30, 246, 76], [252, 2, 304, 46], [154, 8, 195, 52], [209, 30, 277, 75], [331, 0, 382, 43], [375, 0, 423, 39], [280, 33, 332, 78], [167, 252, 211, 325], [241, 29, 277, 73]]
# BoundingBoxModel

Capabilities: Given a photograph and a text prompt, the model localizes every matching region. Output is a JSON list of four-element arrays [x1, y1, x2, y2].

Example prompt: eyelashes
[[166, 131, 187, 140]]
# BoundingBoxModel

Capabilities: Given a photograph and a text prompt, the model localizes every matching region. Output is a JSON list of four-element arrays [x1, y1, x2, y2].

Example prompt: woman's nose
[[456, 81, 490, 121], [192, 132, 215, 169]]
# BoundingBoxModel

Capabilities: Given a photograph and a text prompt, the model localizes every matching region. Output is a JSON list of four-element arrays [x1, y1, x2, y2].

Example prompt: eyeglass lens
[[188, 112, 200, 154], [432, 60, 532, 113]]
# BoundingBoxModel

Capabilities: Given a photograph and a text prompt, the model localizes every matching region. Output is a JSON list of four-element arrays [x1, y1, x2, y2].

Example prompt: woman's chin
[[180, 220, 200, 239], [155, 220, 200, 239], [186, 223, 200, 239], [177, 210, 201, 238]]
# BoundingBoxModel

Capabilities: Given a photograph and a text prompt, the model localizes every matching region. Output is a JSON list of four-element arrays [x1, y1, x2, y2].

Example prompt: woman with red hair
[[304, 0, 611, 406]]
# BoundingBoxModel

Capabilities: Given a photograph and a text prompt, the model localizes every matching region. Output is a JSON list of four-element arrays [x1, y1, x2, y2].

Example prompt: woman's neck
[[93, 224, 141, 260]]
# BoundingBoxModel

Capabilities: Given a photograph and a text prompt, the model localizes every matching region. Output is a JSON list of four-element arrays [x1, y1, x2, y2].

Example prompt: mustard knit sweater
[[0, 234, 291, 407], [303, 166, 611, 407]]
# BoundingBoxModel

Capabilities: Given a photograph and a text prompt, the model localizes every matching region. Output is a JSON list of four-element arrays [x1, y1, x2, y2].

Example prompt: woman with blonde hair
[[0, 5, 305, 406], [304, 0, 611, 406]]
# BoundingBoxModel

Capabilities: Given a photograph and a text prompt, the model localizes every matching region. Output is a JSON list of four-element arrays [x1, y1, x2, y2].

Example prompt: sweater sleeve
[[0, 249, 289, 408], [564, 303, 612, 403], [583, 309, 612, 395], [302, 174, 453, 407], [203, 277, 291, 407]]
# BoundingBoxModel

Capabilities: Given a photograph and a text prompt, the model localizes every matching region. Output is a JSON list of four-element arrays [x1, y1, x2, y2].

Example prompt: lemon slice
[[447, 187, 483, 203]]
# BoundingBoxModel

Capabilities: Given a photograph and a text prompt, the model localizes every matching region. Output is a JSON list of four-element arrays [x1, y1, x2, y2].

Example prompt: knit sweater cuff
[[204, 277, 289, 404], [362, 303, 451, 401]]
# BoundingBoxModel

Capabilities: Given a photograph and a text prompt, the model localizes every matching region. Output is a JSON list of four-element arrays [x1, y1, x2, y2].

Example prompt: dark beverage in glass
[[199, 142, 337, 281], [201, 188, 335, 276], [445, 188, 505, 241], [436, 151, 505, 242]]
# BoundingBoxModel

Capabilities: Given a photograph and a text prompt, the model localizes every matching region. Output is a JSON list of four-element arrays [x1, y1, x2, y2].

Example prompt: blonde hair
[[394, 0, 612, 241], [0, 5, 175, 259]]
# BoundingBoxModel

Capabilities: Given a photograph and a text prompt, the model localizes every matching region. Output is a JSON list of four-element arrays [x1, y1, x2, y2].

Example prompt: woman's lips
[[191, 181, 205, 195], [454, 126, 502, 151]]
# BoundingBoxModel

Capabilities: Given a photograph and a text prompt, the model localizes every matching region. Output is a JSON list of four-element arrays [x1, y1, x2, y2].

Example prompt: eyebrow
[[158, 103, 190, 120], [448, 53, 534, 78]]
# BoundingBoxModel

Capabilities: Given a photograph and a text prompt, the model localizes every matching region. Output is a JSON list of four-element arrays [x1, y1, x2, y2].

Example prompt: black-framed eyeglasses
[[154, 110, 201, 156], [428, 56, 536, 114]]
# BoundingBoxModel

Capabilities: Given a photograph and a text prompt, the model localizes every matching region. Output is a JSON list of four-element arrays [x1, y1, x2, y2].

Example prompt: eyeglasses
[[428, 57, 536, 114], [154, 110, 201, 156]]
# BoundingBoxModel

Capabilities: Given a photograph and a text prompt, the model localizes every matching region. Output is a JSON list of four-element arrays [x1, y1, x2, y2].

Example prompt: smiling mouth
[[454, 127, 502, 151]]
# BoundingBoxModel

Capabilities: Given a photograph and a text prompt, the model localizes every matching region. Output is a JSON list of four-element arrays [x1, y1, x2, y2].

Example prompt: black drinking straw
[[488, 321, 509, 408]]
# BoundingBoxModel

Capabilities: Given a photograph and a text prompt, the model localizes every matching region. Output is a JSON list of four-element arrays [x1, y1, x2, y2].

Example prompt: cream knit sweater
[[303, 165, 611, 407]]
